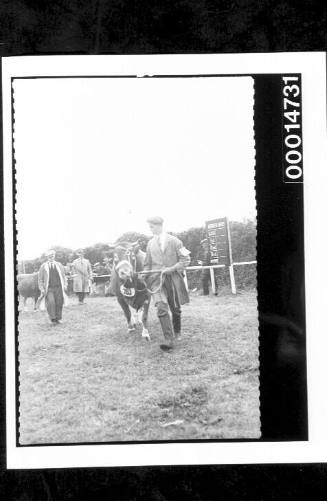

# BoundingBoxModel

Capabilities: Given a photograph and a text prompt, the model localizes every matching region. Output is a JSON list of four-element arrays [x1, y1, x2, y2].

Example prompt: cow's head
[[109, 241, 140, 284]]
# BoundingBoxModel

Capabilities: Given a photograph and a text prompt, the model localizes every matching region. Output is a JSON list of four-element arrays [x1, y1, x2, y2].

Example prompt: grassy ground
[[18, 291, 260, 444]]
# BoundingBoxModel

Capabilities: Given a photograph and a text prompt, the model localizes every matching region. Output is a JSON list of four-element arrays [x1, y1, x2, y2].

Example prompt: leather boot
[[172, 314, 181, 337], [158, 314, 174, 342], [157, 302, 175, 350]]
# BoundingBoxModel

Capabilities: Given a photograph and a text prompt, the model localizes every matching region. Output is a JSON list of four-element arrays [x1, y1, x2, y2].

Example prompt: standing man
[[197, 238, 218, 296], [72, 249, 93, 304], [144, 216, 191, 351], [198, 238, 211, 296], [38, 249, 68, 325]]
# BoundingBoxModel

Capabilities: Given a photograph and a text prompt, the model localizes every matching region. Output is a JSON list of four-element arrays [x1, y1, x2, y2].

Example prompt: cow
[[108, 241, 151, 341], [17, 272, 41, 311]]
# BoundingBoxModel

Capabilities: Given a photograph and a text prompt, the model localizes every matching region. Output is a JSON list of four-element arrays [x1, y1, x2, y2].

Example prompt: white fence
[[92, 261, 256, 295], [184, 262, 257, 294]]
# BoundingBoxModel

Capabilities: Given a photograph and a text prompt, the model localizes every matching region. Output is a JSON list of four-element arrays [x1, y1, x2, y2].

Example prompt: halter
[[114, 248, 142, 297], [113, 246, 165, 296]]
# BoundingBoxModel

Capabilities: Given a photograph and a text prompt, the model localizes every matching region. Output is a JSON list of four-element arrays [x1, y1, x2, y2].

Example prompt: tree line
[[18, 219, 256, 289]]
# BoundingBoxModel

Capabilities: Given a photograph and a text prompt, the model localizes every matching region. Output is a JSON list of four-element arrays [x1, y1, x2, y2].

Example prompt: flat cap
[[45, 249, 56, 256], [146, 216, 164, 225]]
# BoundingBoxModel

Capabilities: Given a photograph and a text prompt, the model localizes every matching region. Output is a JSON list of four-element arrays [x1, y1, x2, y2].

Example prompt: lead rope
[[137, 270, 178, 308], [134, 238, 166, 295], [115, 247, 167, 297], [135, 270, 165, 295]]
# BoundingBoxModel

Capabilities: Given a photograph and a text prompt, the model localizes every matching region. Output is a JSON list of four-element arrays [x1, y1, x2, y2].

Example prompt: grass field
[[18, 291, 260, 444]]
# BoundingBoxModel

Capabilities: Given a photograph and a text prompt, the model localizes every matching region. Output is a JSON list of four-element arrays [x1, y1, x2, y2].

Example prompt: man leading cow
[[144, 216, 191, 351]]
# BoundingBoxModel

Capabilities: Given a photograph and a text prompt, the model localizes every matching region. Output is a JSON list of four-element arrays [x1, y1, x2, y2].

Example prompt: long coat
[[72, 258, 93, 293], [38, 261, 68, 309], [144, 233, 190, 305]]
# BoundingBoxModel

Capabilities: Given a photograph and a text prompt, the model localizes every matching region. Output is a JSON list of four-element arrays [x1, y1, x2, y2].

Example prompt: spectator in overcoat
[[72, 249, 93, 304]]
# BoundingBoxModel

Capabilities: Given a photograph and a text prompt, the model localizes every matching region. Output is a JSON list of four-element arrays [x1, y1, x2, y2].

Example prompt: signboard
[[205, 217, 232, 266]]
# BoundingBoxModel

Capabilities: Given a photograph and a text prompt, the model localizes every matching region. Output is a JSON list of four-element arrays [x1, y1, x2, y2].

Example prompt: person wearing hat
[[198, 238, 211, 296], [72, 249, 93, 304], [197, 238, 218, 296], [144, 216, 191, 351], [38, 249, 68, 325]]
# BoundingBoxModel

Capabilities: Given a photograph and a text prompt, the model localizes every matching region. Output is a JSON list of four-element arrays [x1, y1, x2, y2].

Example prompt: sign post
[[205, 217, 236, 294], [209, 267, 216, 294]]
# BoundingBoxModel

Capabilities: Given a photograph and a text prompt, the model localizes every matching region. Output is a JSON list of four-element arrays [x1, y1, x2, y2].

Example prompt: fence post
[[210, 267, 216, 294], [229, 264, 236, 294]]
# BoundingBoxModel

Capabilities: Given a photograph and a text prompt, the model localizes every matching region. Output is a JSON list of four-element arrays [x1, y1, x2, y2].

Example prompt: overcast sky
[[14, 76, 255, 260]]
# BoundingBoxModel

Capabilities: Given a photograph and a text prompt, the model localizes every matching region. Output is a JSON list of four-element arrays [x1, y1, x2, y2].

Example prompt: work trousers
[[156, 276, 181, 340], [201, 269, 210, 295], [46, 286, 64, 321]]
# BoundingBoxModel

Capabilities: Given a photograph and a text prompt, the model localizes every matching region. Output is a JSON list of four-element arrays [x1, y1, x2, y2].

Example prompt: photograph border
[[12, 72, 261, 447]]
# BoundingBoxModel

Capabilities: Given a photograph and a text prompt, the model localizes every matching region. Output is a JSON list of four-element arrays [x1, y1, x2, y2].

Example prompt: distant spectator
[[72, 249, 93, 304], [197, 238, 218, 296], [64, 262, 75, 296], [93, 260, 111, 276], [197, 239, 211, 295]]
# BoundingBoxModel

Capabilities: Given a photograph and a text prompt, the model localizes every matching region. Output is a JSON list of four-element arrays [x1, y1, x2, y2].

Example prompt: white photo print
[[3, 53, 324, 469], [13, 74, 258, 445]]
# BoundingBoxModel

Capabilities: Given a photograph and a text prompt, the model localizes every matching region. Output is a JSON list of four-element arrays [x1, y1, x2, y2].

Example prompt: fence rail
[[184, 261, 257, 294], [90, 260, 257, 295]]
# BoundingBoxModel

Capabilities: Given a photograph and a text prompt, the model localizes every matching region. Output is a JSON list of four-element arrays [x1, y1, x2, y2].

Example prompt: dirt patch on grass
[[157, 385, 208, 421]]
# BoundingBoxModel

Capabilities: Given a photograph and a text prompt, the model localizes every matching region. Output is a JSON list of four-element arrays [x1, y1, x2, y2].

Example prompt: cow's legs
[[140, 298, 151, 341], [117, 296, 135, 332], [33, 294, 39, 311], [23, 297, 28, 312], [136, 309, 143, 325]]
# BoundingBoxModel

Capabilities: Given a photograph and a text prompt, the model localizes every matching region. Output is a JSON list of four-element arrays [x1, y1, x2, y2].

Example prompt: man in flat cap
[[144, 216, 191, 351], [72, 249, 93, 304], [38, 249, 68, 325]]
